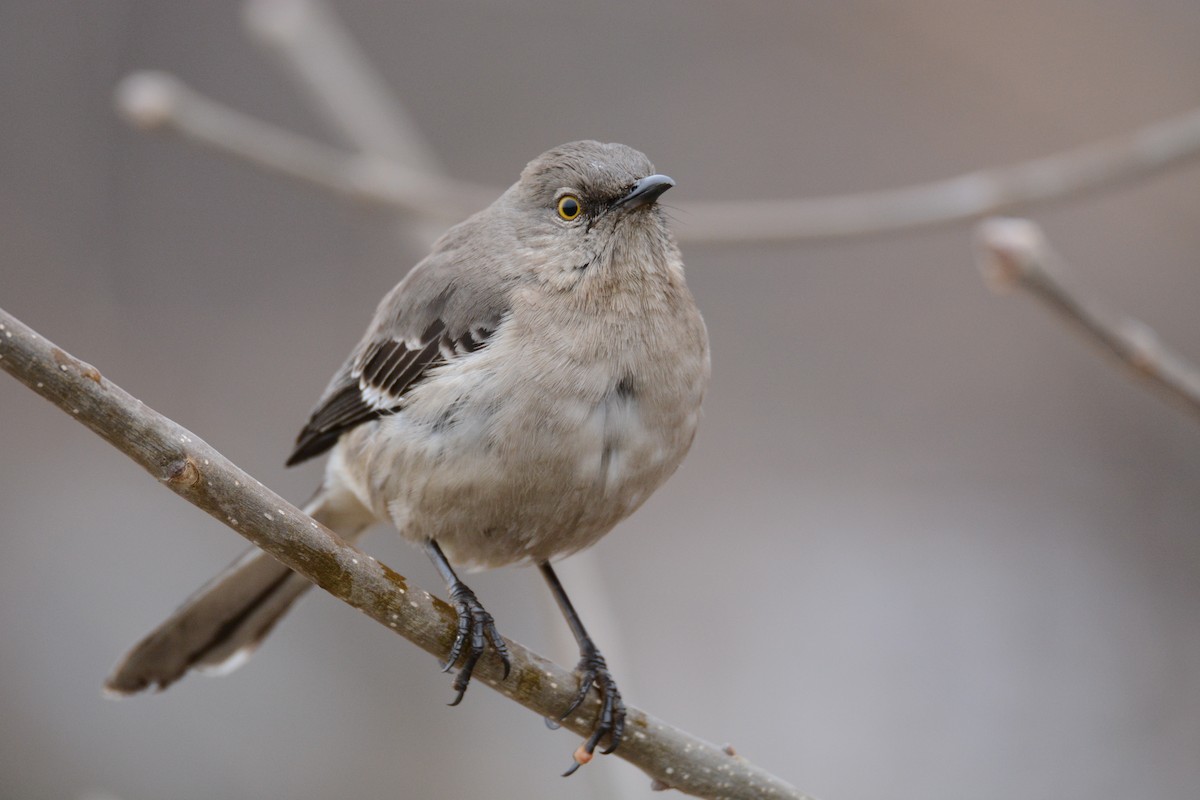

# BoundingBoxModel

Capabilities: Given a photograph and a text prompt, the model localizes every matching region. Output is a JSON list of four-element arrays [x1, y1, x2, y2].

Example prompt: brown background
[[2, 2, 1199, 799]]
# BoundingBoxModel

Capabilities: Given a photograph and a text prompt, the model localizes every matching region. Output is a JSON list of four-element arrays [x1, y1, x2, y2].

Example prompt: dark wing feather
[[286, 318, 496, 466], [286, 211, 517, 467]]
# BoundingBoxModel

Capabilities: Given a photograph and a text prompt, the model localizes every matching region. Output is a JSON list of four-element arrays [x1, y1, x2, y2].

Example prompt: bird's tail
[[104, 484, 375, 696]]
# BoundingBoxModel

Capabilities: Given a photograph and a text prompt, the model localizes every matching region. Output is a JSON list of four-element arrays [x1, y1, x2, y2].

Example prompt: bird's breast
[[341, 279, 708, 568]]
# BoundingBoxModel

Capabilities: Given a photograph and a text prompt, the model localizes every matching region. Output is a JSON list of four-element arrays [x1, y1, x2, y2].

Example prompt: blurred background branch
[[111, 0, 1200, 245], [976, 217, 1200, 425], [677, 107, 1200, 242], [113, 67, 1200, 243], [241, 0, 442, 172], [115, 72, 492, 223]]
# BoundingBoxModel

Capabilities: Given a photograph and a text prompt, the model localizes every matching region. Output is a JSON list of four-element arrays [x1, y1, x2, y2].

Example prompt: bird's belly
[[340, 382, 696, 571]]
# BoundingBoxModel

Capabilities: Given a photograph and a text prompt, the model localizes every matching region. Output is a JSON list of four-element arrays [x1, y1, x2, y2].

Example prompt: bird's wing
[[286, 248, 512, 467]]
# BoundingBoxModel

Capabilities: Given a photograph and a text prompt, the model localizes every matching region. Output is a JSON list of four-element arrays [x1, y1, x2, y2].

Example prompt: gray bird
[[107, 140, 711, 769]]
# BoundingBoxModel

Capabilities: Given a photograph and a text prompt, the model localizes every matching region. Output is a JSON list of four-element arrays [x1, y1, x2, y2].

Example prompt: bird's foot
[[560, 645, 626, 776], [442, 582, 511, 705]]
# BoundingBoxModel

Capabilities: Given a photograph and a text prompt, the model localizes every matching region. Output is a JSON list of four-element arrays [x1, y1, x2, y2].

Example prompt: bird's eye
[[556, 194, 582, 221]]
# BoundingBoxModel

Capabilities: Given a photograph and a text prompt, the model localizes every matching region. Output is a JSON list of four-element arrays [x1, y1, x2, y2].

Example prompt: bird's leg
[[425, 540, 511, 705], [539, 562, 626, 776]]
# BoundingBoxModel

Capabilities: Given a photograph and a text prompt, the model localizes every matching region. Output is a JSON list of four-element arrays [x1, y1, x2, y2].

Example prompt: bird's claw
[[560, 647, 625, 776], [442, 583, 510, 705]]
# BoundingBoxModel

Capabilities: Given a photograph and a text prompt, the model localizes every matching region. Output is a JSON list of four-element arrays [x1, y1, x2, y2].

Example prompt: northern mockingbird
[[107, 140, 710, 770]]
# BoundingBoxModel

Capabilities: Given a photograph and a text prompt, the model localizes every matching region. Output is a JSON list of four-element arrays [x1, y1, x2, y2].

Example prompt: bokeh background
[[3, 2, 1200, 799]]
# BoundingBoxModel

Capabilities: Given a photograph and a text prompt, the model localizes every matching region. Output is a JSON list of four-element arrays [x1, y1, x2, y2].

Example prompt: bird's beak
[[614, 174, 675, 210]]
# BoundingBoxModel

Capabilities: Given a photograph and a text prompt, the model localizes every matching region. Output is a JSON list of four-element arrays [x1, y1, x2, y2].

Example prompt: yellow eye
[[557, 194, 582, 221]]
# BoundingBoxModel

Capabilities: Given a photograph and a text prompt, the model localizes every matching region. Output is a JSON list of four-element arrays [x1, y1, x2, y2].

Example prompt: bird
[[106, 140, 711, 771]]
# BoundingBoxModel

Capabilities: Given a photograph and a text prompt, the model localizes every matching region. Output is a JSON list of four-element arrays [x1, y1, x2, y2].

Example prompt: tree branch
[[678, 106, 1200, 243], [114, 71, 494, 222], [974, 217, 1200, 425], [113, 67, 1200, 243], [0, 305, 813, 800], [239, 0, 457, 250], [241, 0, 443, 172]]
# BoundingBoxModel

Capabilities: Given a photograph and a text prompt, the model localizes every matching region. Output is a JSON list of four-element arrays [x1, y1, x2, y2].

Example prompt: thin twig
[[242, 0, 442, 172], [240, 0, 455, 249], [679, 106, 1200, 243], [113, 69, 1200, 243], [114, 71, 494, 221], [974, 217, 1200, 425], [0, 305, 813, 800]]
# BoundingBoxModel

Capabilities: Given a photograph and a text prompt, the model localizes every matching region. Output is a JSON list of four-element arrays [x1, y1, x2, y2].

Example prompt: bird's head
[[508, 141, 678, 282]]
